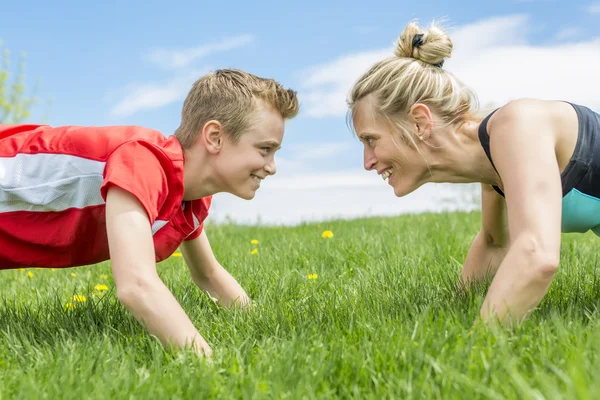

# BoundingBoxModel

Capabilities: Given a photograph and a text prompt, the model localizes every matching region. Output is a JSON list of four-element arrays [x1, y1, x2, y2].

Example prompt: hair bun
[[394, 22, 453, 68]]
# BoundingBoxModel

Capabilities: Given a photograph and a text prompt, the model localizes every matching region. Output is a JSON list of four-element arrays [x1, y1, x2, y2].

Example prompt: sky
[[1, 0, 599, 225]]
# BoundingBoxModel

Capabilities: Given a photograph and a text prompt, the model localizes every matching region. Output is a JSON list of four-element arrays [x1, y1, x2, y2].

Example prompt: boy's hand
[[181, 231, 251, 308]]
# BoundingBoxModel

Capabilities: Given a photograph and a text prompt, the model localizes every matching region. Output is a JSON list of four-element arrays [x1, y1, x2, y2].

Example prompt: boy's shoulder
[[9, 124, 182, 162], [61, 125, 171, 149], [2, 123, 172, 150]]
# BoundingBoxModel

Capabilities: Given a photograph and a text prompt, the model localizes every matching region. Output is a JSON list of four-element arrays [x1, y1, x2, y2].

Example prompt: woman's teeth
[[382, 168, 393, 181]]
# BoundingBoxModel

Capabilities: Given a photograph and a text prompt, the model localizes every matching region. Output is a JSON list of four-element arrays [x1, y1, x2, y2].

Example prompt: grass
[[1, 211, 600, 399]]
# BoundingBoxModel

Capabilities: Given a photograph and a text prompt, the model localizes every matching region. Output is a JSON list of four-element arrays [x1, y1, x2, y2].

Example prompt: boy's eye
[[365, 137, 375, 147], [261, 147, 271, 153]]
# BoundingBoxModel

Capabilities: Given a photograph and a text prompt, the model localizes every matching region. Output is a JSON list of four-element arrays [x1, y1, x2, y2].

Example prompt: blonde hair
[[175, 69, 299, 148], [348, 21, 479, 144]]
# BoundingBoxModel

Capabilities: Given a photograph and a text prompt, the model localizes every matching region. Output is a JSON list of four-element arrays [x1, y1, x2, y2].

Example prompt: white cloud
[[455, 40, 600, 112], [271, 141, 357, 174], [110, 69, 206, 117], [146, 35, 254, 69], [299, 49, 389, 117], [110, 35, 254, 117], [288, 142, 354, 161], [300, 14, 600, 118], [588, 2, 600, 13], [206, 168, 480, 226], [554, 27, 583, 41]]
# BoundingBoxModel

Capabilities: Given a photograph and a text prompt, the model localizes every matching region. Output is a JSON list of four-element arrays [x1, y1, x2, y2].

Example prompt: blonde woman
[[348, 21, 600, 325]]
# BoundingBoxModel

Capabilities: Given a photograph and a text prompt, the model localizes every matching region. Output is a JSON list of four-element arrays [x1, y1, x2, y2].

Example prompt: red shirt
[[0, 124, 211, 269]]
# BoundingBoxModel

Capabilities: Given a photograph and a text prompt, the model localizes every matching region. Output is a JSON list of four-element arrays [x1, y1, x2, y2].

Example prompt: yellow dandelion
[[251, 248, 259, 255], [172, 252, 182, 257], [35, 268, 42, 270], [307, 273, 318, 280], [87, 271, 92, 275], [251, 239, 259, 245], [100, 274, 108, 279], [95, 284, 109, 292], [27, 271, 34, 278], [18, 268, 25, 271], [51, 268, 56, 272], [321, 230, 334, 239], [72, 295, 87, 303], [64, 302, 76, 310], [71, 273, 77, 277]]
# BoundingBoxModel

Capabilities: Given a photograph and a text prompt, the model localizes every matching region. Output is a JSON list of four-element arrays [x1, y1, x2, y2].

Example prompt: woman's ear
[[408, 103, 434, 141]]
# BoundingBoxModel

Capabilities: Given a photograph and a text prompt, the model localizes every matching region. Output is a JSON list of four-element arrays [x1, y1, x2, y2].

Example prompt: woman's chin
[[392, 183, 418, 198]]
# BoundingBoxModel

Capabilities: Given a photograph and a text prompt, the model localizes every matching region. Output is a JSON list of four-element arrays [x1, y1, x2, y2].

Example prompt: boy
[[0, 69, 299, 357]]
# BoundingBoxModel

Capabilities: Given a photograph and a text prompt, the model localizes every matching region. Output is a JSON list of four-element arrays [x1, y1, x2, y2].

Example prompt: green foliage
[[0, 41, 38, 124]]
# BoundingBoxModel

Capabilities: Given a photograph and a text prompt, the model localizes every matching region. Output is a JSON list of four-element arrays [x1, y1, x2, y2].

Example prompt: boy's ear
[[201, 120, 224, 154]]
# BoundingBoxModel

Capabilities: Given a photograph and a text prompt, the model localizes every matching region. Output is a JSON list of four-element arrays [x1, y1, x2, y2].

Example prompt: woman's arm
[[478, 99, 563, 325], [461, 184, 510, 286]]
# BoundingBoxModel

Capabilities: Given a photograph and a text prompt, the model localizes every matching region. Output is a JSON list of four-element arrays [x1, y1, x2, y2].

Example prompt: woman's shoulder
[[486, 98, 568, 136]]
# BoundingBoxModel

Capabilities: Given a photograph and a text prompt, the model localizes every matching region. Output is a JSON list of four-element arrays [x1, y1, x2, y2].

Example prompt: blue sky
[[2, 0, 600, 224]]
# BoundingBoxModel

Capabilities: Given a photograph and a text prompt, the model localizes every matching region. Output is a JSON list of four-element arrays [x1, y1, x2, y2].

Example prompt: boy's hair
[[175, 69, 300, 148]]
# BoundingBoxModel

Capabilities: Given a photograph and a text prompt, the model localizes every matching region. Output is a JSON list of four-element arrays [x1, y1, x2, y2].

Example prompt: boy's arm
[[180, 231, 251, 308], [105, 185, 212, 357]]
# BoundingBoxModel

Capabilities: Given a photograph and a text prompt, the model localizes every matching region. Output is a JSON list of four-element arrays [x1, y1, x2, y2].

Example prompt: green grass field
[[2, 211, 600, 399]]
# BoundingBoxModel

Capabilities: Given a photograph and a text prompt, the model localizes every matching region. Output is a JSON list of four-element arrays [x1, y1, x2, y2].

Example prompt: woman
[[348, 21, 600, 325]]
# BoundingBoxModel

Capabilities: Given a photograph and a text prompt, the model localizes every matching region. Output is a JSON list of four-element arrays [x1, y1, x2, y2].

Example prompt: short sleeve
[[185, 196, 213, 241], [100, 141, 170, 225]]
